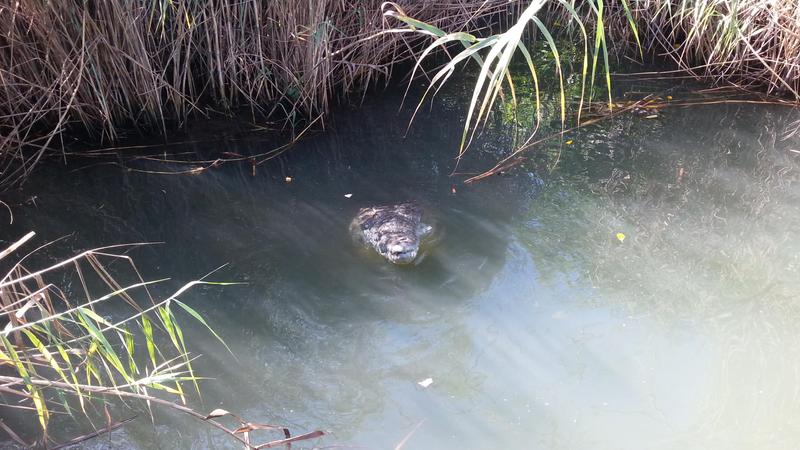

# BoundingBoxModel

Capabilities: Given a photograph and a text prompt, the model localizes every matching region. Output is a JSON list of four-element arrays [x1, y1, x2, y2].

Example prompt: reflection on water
[[3, 76, 800, 449]]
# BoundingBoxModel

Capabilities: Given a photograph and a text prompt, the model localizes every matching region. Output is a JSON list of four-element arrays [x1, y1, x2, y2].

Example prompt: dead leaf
[[205, 408, 231, 420]]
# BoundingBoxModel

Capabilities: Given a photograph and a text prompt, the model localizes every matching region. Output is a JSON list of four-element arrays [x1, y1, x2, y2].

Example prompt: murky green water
[[4, 73, 800, 449]]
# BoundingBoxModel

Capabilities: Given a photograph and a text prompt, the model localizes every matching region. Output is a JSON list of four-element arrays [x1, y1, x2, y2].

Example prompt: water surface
[[4, 74, 800, 449]]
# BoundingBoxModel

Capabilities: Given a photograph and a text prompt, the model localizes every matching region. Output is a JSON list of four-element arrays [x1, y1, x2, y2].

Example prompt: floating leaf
[[418, 378, 434, 388], [344, 193, 353, 198], [645, 114, 658, 119], [205, 408, 231, 419], [616, 232, 626, 242], [666, 95, 673, 100], [565, 140, 574, 145]]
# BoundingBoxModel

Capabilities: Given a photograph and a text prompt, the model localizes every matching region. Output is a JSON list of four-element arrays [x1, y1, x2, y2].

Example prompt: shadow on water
[[3, 73, 800, 449], [2, 79, 547, 448]]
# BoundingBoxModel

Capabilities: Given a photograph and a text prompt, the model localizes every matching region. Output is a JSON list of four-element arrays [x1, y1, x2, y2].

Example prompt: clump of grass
[[602, 0, 800, 97], [0, 231, 321, 448], [0, 0, 518, 188], [385, 0, 800, 172], [5, 1, 796, 188], [538, 0, 800, 99], [384, 0, 627, 163]]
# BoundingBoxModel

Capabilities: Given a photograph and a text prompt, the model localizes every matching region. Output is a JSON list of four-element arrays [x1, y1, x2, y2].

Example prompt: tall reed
[[3, 1, 798, 188], [551, 0, 800, 97], [0, 0, 517, 188], [385, 0, 800, 169]]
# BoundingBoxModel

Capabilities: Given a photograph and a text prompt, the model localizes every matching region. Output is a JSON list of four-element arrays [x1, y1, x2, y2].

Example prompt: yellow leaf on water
[[565, 140, 574, 145], [616, 232, 626, 243], [666, 95, 673, 101]]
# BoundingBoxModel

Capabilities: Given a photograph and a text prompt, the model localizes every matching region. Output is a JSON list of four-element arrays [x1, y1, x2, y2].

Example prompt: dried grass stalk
[[0, 0, 518, 188]]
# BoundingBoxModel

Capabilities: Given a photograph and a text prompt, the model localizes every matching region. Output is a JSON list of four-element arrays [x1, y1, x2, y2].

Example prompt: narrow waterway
[[4, 72, 800, 449]]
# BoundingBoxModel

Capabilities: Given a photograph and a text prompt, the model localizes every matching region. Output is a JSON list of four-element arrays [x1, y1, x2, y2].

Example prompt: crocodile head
[[350, 203, 433, 265]]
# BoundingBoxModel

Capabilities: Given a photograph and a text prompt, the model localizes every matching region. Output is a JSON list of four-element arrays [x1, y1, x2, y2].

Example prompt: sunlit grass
[[3, 1, 798, 187], [0, 232, 321, 448], [384, 0, 800, 167], [383, 0, 635, 166]]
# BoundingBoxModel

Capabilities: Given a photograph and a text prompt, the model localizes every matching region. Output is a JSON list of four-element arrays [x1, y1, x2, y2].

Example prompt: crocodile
[[349, 202, 433, 265]]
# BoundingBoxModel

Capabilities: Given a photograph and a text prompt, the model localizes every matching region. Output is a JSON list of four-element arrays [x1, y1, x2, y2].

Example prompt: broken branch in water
[[463, 91, 799, 184], [0, 375, 325, 449]]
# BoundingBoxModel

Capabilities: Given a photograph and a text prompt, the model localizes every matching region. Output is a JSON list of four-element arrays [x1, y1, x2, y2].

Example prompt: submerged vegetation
[[0, 232, 322, 447]]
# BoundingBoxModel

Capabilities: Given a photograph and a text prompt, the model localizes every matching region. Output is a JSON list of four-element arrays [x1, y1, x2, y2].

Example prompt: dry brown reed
[[385, 0, 800, 173], [0, 0, 518, 188], [554, 0, 800, 98], [4, 1, 799, 188]]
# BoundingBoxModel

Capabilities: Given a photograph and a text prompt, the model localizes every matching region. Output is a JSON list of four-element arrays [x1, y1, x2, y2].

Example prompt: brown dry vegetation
[[0, 0, 518, 188], [2, 0, 800, 188], [385, 0, 800, 177], [571, 0, 800, 96]]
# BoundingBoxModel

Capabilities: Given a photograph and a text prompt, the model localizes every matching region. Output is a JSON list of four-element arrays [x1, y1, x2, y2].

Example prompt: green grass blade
[[141, 314, 158, 369], [530, 16, 566, 125], [619, 0, 642, 58], [515, 42, 542, 127], [554, 0, 589, 123], [174, 300, 233, 355]]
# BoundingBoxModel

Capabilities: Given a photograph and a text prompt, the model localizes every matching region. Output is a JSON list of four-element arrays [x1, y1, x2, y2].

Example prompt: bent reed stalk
[[0, 0, 519, 188], [384, 0, 800, 167], [0, 232, 320, 448]]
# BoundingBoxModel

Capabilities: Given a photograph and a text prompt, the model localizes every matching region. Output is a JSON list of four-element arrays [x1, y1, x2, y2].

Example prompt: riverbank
[[0, 0, 517, 187], [3, 0, 799, 189]]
